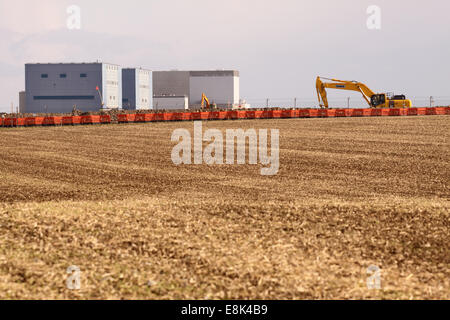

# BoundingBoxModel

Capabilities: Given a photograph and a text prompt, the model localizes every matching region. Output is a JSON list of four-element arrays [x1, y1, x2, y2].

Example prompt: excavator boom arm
[[201, 93, 211, 109]]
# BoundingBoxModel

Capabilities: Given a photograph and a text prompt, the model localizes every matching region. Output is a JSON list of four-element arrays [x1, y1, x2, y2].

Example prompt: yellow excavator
[[201, 93, 217, 110], [316, 77, 412, 109], [201, 93, 210, 110]]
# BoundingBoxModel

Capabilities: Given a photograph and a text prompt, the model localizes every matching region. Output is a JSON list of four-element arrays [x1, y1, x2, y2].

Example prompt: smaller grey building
[[122, 68, 153, 110], [153, 70, 240, 109], [19, 91, 26, 113], [154, 95, 189, 111]]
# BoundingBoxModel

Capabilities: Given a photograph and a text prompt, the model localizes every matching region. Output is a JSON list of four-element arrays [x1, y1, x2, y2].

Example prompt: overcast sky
[[0, 0, 449, 111]]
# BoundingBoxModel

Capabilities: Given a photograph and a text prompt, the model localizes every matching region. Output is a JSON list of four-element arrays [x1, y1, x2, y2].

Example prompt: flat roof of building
[[25, 62, 121, 66], [154, 70, 239, 77], [122, 67, 152, 71], [154, 95, 188, 98]]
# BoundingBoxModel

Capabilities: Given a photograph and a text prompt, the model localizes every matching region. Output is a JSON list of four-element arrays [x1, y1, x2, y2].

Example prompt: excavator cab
[[370, 94, 386, 108]]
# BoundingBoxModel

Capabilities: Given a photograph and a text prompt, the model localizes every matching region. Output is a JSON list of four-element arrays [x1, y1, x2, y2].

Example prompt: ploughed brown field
[[0, 116, 448, 300]]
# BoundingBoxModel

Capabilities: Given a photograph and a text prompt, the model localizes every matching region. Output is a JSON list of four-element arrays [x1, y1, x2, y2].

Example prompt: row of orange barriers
[[1, 107, 448, 128], [0, 115, 111, 127], [117, 107, 449, 123]]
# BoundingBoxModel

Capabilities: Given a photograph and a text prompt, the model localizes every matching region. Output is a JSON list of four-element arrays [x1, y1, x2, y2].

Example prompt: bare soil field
[[0, 116, 448, 299]]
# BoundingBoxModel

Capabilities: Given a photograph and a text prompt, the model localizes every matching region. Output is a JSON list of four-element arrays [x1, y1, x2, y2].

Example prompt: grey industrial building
[[122, 68, 153, 110], [25, 62, 122, 114], [153, 70, 240, 109], [154, 95, 189, 111]]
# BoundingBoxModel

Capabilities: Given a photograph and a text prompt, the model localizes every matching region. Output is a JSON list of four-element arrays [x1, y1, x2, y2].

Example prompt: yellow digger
[[201, 93, 217, 110], [316, 77, 412, 109], [201, 93, 210, 110]]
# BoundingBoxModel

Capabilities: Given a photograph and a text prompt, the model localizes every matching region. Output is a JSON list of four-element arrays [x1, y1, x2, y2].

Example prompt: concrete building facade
[[122, 68, 153, 110], [154, 95, 189, 111], [25, 63, 122, 114], [153, 70, 239, 109]]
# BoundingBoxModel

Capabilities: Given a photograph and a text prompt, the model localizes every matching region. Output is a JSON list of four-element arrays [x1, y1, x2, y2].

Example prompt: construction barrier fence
[[1, 107, 448, 129]]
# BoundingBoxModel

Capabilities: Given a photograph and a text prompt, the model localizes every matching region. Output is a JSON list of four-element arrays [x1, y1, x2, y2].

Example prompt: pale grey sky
[[0, 0, 449, 111]]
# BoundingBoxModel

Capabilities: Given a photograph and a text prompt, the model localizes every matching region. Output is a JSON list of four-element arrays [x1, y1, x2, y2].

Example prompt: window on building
[[80, 73, 87, 78], [41, 74, 48, 78], [60, 74, 67, 78]]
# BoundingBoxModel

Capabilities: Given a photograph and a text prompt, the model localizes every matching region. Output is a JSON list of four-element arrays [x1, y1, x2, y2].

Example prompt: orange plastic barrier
[[362, 109, 373, 116], [381, 109, 400, 116], [16, 118, 26, 126], [281, 109, 298, 118], [182, 113, 193, 121], [99, 115, 111, 124], [62, 116, 74, 125], [434, 107, 446, 115], [346, 109, 364, 117], [317, 109, 328, 117], [217, 111, 228, 120], [236, 111, 247, 119], [0, 118, 2, 126], [327, 109, 337, 117], [281, 110, 292, 118], [406, 108, 418, 116], [227, 111, 238, 120], [4, 118, 16, 126], [153, 113, 164, 122], [118, 114, 136, 123], [309, 109, 319, 117], [43, 117, 63, 126], [163, 112, 183, 121], [446, 107, 450, 115], [416, 108, 427, 115], [271, 110, 282, 119], [372, 109, 382, 116], [73, 116, 82, 125], [172, 113, 184, 121], [200, 112, 211, 120], [81, 115, 101, 124], [164, 113, 174, 121], [25, 117, 44, 126], [426, 108, 436, 115], [434, 107, 447, 115], [246, 111, 256, 119], [191, 112, 201, 121], [209, 112, 220, 120], [256, 110, 270, 119], [335, 109, 346, 117], [134, 114, 146, 123], [142, 114, 157, 122]]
